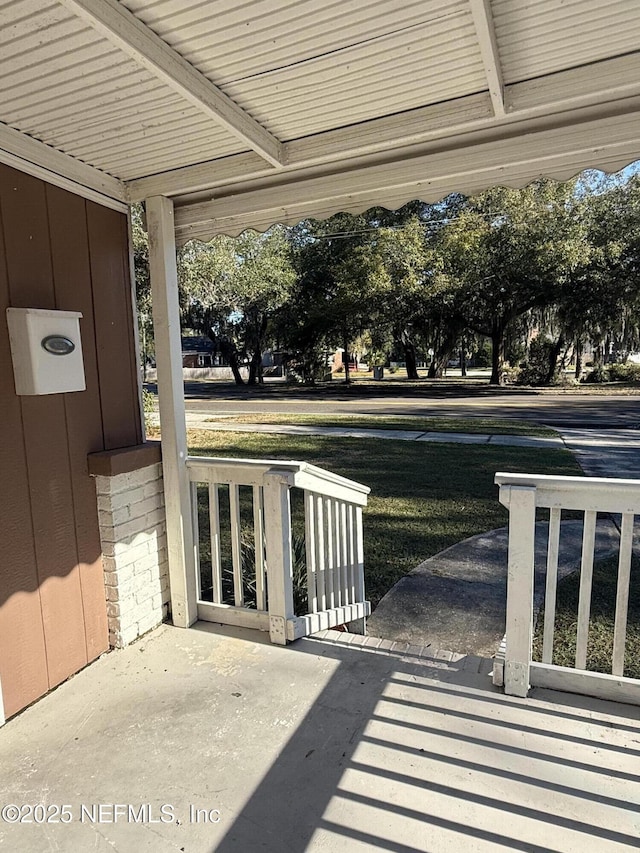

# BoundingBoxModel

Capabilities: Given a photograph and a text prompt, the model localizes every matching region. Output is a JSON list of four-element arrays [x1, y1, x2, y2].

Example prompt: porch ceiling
[[2, 1, 640, 233]]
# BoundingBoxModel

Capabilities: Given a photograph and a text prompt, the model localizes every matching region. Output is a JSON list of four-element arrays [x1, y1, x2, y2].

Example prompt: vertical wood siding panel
[[46, 185, 109, 662], [0, 166, 87, 693], [87, 204, 141, 450], [0, 166, 49, 718]]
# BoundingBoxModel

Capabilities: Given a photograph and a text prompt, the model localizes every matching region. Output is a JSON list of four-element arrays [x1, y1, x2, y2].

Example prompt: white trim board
[[0, 122, 127, 212], [173, 109, 640, 241]]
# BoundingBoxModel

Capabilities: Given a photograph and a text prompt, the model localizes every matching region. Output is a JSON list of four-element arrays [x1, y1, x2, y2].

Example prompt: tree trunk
[[246, 315, 268, 386], [460, 347, 467, 377], [220, 340, 245, 385], [342, 333, 351, 385], [574, 339, 583, 381], [593, 341, 604, 368], [427, 334, 457, 378], [247, 349, 262, 385], [546, 334, 565, 385], [403, 340, 419, 380], [427, 352, 447, 378], [490, 320, 506, 385]]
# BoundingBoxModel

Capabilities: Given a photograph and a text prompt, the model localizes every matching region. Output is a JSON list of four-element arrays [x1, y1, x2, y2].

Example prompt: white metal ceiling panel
[[227, 16, 487, 139], [122, 0, 486, 139], [493, 0, 640, 85], [0, 0, 247, 180], [122, 0, 466, 83], [2, 0, 640, 206]]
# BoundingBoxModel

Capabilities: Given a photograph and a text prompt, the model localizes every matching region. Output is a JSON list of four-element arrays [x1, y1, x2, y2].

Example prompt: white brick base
[[94, 462, 170, 648]]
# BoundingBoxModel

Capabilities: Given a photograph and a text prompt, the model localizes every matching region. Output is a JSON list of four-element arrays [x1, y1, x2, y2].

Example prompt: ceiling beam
[[126, 49, 640, 202], [58, 0, 284, 168], [0, 122, 127, 211], [173, 109, 640, 241], [127, 93, 495, 201], [468, 0, 505, 116]]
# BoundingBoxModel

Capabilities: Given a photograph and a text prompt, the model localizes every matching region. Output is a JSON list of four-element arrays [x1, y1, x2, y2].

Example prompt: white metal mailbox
[[6, 307, 86, 395]]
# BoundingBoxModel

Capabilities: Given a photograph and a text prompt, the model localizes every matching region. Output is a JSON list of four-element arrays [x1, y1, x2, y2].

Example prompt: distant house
[[181, 336, 217, 368]]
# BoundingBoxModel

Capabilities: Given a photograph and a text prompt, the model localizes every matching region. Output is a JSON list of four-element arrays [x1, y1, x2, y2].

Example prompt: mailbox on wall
[[6, 307, 86, 395]]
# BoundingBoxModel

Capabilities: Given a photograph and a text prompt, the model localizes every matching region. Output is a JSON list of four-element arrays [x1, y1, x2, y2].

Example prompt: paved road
[[167, 381, 640, 429]]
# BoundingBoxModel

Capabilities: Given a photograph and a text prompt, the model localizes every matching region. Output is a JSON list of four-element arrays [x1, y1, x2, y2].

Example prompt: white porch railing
[[493, 472, 640, 705], [186, 456, 371, 644]]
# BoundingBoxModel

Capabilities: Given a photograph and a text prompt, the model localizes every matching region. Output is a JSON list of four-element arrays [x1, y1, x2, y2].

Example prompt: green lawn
[[204, 413, 557, 437], [186, 428, 581, 609], [533, 555, 640, 679]]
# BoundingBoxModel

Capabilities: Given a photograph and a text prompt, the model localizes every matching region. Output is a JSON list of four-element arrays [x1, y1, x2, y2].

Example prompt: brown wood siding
[[0, 165, 142, 719]]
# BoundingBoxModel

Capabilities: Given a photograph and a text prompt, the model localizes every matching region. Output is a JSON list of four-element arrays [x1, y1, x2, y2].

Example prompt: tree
[[435, 180, 584, 384], [179, 227, 295, 385], [131, 204, 154, 379], [286, 214, 378, 384]]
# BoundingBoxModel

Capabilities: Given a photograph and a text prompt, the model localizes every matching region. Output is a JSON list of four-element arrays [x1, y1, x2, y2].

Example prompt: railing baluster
[[209, 482, 222, 604], [354, 505, 365, 604], [332, 499, 342, 607], [253, 486, 266, 612], [324, 497, 335, 608], [346, 504, 356, 605], [339, 501, 348, 606], [315, 495, 327, 611], [612, 512, 634, 677], [304, 491, 318, 613], [229, 483, 244, 607], [542, 506, 562, 664], [191, 482, 201, 600], [575, 509, 597, 670]]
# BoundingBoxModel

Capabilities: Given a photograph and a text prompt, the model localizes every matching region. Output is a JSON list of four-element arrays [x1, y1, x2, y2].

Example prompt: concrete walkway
[[187, 414, 566, 448], [367, 519, 625, 656], [560, 427, 640, 478], [369, 426, 640, 654]]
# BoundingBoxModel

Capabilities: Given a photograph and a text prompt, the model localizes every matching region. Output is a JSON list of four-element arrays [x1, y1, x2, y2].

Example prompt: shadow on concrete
[[2, 623, 639, 852], [208, 627, 640, 853]]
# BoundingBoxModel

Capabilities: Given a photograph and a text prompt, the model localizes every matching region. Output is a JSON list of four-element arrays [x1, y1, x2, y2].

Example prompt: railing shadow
[[196, 626, 640, 853]]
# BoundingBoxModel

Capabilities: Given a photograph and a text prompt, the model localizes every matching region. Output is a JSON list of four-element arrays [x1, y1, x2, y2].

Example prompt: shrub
[[142, 388, 155, 422], [584, 365, 609, 383], [606, 362, 640, 382], [472, 342, 492, 368], [516, 337, 559, 386]]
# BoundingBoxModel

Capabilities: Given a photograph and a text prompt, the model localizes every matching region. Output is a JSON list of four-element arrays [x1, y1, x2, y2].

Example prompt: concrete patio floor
[[1, 624, 639, 853]]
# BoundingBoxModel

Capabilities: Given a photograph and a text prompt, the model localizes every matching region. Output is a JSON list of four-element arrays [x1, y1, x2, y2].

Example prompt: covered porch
[[1, 5, 640, 842], [1, 622, 638, 852]]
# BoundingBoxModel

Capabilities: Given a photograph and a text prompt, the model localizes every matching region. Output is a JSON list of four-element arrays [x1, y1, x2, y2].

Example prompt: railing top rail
[[187, 454, 370, 503], [496, 471, 640, 513]]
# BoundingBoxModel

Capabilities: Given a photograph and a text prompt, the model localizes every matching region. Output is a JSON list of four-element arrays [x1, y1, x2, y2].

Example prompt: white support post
[[503, 486, 537, 698], [263, 473, 295, 645], [348, 505, 367, 635], [146, 195, 198, 628]]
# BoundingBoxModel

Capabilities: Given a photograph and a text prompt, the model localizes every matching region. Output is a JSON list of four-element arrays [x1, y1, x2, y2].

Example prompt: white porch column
[[146, 195, 197, 628]]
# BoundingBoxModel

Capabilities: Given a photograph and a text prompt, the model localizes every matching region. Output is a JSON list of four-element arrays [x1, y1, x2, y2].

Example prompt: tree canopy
[[134, 168, 640, 386]]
